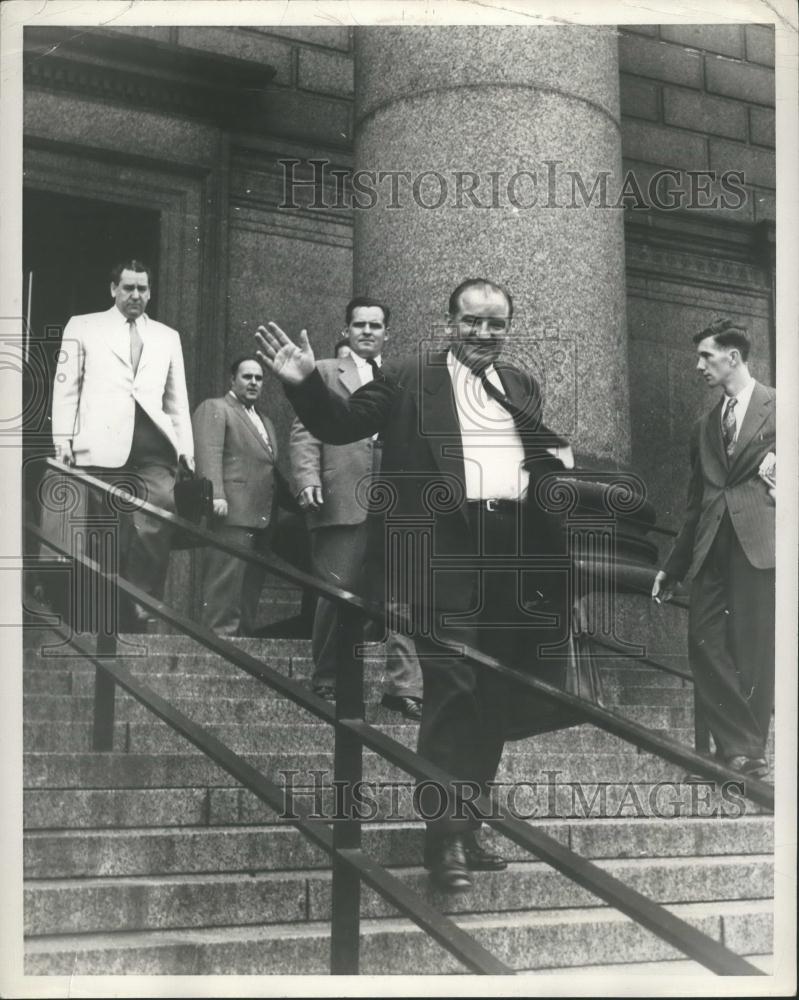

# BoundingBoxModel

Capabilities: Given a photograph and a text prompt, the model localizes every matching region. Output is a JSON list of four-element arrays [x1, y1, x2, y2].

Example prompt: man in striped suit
[[652, 319, 776, 781]]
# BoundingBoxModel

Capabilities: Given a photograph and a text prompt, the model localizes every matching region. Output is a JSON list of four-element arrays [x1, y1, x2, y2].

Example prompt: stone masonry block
[[620, 26, 660, 38], [176, 27, 293, 86], [745, 25, 775, 66], [705, 55, 774, 106], [619, 35, 702, 87], [660, 24, 744, 59], [298, 46, 354, 97], [620, 75, 660, 120], [709, 138, 775, 189], [663, 88, 747, 140], [749, 107, 775, 147], [252, 26, 351, 51], [622, 120, 708, 170]]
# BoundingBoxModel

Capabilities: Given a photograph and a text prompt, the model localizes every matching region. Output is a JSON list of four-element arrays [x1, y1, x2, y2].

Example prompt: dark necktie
[[128, 320, 143, 374], [478, 368, 514, 415], [366, 357, 382, 381], [722, 397, 737, 457]]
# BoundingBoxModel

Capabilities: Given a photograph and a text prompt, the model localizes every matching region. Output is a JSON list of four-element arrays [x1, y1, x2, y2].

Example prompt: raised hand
[[255, 322, 316, 385]]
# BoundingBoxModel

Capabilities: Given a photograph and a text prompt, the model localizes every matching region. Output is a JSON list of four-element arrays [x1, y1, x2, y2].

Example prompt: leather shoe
[[727, 755, 769, 781], [380, 694, 423, 721], [462, 830, 507, 871], [311, 684, 336, 701], [424, 834, 472, 892]]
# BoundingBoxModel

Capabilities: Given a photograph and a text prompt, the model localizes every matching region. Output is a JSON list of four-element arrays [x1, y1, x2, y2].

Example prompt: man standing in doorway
[[52, 259, 194, 627], [652, 319, 776, 781], [289, 297, 423, 719], [257, 278, 573, 892]]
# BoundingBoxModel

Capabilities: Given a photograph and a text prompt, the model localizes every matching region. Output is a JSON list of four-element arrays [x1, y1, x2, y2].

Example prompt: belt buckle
[[486, 498, 499, 512]]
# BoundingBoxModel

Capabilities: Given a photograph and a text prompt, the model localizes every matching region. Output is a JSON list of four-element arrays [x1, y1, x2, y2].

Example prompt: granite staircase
[[22, 626, 774, 975]]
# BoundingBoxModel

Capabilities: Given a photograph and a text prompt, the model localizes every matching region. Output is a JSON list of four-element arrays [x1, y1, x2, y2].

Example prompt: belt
[[465, 498, 521, 513]]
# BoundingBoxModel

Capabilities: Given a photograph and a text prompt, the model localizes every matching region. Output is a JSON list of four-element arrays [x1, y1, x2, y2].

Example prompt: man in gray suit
[[193, 356, 281, 636], [652, 319, 776, 780], [290, 297, 423, 718]]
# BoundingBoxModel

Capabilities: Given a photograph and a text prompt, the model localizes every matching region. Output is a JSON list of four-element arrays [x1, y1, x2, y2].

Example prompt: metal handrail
[[23, 460, 771, 975]]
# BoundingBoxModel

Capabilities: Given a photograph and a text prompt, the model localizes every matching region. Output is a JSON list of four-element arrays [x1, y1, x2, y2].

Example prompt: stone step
[[536, 953, 773, 975], [23, 899, 773, 974], [26, 648, 690, 696], [22, 715, 701, 758], [24, 779, 770, 828], [23, 817, 774, 879], [22, 669, 697, 711], [24, 748, 711, 786], [21, 673, 697, 729], [24, 854, 773, 936]]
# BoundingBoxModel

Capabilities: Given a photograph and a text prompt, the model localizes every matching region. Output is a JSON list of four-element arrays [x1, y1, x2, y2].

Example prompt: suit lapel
[[106, 308, 133, 368], [226, 395, 274, 458], [701, 397, 728, 475], [338, 356, 363, 396], [730, 382, 772, 467], [420, 351, 470, 517]]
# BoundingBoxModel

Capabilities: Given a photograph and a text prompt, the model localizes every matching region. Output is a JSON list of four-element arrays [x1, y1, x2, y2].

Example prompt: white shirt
[[721, 375, 756, 443], [351, 352, 382, 386], [447, 351, 529, 500]]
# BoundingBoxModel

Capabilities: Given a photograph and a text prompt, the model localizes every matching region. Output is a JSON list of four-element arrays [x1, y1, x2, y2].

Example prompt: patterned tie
[[722, 397, 737, 458], [128, 320, 143, 374]]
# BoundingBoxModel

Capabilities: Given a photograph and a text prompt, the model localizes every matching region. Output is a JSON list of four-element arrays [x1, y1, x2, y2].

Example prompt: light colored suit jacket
[[51, 306, 193, 467], [665, 380, 776, 581], [289, 356, 379, 530], [192, 394, 279, 529]]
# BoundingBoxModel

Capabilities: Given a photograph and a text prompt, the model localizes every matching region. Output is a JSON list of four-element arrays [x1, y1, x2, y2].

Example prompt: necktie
[[478, 368, 513, 414], [722, 397, 737, 457], [129, 320, 143, 374], [366, 357, 382, 381]]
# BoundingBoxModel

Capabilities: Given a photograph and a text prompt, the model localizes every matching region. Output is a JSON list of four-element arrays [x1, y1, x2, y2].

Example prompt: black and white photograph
[[1, 0, 796, 995]]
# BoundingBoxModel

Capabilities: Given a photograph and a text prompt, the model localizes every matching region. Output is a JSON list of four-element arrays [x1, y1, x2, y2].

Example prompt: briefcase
[[172, 461, 214, 549]]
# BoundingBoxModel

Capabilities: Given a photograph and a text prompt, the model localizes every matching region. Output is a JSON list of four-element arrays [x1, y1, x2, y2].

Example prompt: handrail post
[[330, 602, 366, 975], [91, 489, 120, 751]]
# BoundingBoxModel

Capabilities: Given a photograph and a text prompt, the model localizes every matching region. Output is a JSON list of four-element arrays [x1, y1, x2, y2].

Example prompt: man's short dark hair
[[693, 319, 752, 361], [345, 296, 390, 326], [448, 278, 514, 321], [110, 260, 153, 286], [229, 354, 264, 378]]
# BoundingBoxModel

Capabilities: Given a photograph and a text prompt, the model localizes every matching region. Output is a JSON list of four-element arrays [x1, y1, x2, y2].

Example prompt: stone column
[[353, 25, 630, 466]]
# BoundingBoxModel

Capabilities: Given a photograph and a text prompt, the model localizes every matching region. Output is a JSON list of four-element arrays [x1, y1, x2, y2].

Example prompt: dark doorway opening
[[22, 190, 161, 589]]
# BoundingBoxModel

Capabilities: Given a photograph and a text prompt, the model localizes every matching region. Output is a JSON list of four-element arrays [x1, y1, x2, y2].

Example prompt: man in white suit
[[52, 259, 194, 625], [289, 297, 423, 718]]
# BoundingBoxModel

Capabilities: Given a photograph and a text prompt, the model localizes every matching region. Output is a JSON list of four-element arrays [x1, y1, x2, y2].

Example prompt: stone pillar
[[353, 26, 630, 465]]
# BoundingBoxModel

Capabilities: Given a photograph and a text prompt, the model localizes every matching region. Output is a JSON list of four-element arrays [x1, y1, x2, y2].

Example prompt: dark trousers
[[88, 405, 177, 600], [200, 523, 271, 636], [688, 513, 775, 759], [415, 502, 569, 843]]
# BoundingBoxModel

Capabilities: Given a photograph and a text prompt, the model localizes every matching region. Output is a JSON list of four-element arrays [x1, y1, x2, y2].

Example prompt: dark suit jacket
[[286, 350, 568, 614], [665, 380, 776, 582], [288, 355, 379, 530], [192, 394, 280, 529]]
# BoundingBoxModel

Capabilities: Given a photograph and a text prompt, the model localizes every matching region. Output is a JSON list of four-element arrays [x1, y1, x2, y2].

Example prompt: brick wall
[[619, 24, 775, 224]]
